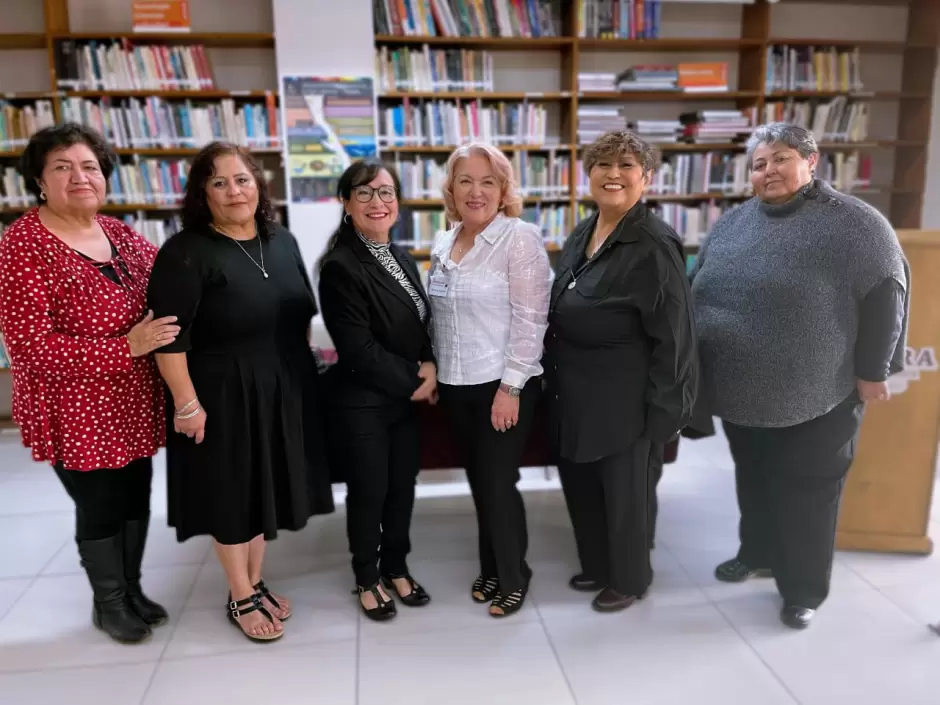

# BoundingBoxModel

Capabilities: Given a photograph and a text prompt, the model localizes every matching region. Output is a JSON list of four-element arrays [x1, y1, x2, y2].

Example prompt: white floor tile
[[0, 578, 31, 622], [0, 662, 156, 705], [544, 602, 799, 705], [358, 621, 575, 705], [0, 566, 197, 672], [0, 513, 73, 579], [144, 642, 356, 705]]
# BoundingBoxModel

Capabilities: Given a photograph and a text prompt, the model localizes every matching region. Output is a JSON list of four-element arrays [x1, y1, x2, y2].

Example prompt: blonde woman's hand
[[411, 361, 438, 402], [857, 378, 890, 403], [127, 310, 180, 357], [491, 388, 519, 432]]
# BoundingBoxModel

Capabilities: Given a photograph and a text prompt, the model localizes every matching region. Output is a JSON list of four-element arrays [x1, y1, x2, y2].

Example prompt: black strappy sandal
[[354, 582, 397, 622], [381, 574, 431, 607], [253, 579, 291, 620], [488, 587, 528, 618], [471, 575, 499, 603], [227, 592, 283, 642]]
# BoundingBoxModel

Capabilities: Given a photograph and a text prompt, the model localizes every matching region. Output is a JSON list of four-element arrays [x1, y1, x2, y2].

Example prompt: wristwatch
[[499, 383, 522, 397]]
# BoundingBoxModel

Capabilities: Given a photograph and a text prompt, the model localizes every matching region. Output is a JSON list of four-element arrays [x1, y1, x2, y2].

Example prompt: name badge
[[428, 273, 449, 297]]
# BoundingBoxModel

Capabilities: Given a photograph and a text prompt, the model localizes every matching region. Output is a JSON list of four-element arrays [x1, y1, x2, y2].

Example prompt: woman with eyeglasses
[[317, 159, 437, 622]]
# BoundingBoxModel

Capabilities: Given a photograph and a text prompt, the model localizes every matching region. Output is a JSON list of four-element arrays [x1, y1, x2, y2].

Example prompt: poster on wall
[[132, 1, 191, 32], [282, 76, 377, 204]]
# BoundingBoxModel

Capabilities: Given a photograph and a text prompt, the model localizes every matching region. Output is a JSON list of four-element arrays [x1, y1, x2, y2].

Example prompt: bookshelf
[[372, 0, 940, 254]]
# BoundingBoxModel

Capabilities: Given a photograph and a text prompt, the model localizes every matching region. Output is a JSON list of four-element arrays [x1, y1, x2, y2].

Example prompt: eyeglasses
[[353, 185, 398, 203]]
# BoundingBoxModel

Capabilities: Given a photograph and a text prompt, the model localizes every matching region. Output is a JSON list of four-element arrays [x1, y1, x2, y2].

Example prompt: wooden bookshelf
[[373, 0, 940, 244]]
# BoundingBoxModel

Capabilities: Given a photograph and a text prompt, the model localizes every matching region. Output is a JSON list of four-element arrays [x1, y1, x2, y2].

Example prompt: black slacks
[[438, 378, 539, 594], [648, 441, 665, 548], [53, 458, 154, 541], [334, 401, 420, 587], [558, 440, 653, 596], [723, 398, 864, 609]]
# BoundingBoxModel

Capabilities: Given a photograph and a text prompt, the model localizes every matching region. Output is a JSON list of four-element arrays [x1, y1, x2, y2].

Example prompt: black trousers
[[438, 378, 539, 594], [648, 442, 665, 548], [53, 458, 154, 541], [334, 401, 420, 587], [723, 398, 864, 609], [558, 440, 653, 596]]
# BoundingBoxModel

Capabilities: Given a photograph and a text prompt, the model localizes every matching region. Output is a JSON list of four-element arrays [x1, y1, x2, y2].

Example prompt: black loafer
[[591, 587, 643, 613], [780, 605, 815, 630], [569, 573, 604, 592], [715, 558, 773, 583]]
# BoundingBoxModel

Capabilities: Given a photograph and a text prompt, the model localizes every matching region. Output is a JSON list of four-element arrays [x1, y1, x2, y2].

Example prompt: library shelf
[[578, 91, 761, 102], [378, 91, 571, 101], [64, 90, 278, 100], [577, 38, 763, 51], [50, 32, 275, 48], [768, 38, 908, 52], [0, 34, 46, 50], [380, 144, 576, 153], [374, 35, 573, 51], [765, 91, 919, 100]]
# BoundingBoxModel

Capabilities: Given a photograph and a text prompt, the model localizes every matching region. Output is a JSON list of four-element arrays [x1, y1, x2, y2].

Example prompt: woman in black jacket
[[317, 159, 437, 621], [544, 131, 699, 613]]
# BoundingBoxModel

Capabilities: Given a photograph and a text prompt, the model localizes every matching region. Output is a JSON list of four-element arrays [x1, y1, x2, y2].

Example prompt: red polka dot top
[[0, 208, 166, 471]]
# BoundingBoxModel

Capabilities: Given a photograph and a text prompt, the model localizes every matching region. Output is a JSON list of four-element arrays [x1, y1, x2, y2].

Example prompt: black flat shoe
[[714, 558, 773, 583], [471, 575, 499, 603], [591, 587, 643, 613], [780, 605, 815, 630], [381, 574, 431, 607], [355, 582, 397, 622], [489, 587, 527, 618], [569, 573, 603, 592]]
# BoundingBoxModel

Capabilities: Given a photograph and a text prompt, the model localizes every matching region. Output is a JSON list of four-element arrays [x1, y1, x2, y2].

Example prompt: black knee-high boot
[[123, 518, 169, 627], [78, 533, 152, 644]]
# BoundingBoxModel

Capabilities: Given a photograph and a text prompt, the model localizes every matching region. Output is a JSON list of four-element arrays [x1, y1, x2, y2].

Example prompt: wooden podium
[[836, 230, 940, 555]]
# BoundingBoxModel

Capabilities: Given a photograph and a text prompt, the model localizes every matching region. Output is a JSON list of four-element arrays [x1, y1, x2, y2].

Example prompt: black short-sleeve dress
[[147, 223, 334, 545]]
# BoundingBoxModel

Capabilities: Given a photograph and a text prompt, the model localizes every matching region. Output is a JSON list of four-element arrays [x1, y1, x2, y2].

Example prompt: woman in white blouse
[[429, 142, 552, 618]]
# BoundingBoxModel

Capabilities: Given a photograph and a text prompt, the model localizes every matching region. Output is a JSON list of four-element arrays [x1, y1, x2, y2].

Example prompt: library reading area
[[0, 0, 939, 703]]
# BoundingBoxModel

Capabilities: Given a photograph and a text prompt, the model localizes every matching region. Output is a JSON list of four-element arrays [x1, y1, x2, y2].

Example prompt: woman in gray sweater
[[691, 122, 909, 630]]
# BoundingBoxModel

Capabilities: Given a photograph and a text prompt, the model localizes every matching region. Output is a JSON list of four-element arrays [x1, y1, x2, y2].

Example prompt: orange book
[[132, 1, 191, 33], [677, 63, 729, 92]]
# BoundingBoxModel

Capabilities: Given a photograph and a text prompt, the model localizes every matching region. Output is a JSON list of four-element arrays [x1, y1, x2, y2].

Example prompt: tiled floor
[[0, 426, 939, 705]]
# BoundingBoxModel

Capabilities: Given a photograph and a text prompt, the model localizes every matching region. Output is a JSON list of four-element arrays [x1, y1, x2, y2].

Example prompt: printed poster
[[282, 76, 377, 204]]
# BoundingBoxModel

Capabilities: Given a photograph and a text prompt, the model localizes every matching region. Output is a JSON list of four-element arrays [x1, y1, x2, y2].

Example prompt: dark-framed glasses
[[353, 185, 398, 203]]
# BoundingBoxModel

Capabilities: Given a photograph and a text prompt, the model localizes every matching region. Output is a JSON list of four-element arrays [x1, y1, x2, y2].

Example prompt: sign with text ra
[[886, 346, 939, 395], [132, 1, 191, 33]]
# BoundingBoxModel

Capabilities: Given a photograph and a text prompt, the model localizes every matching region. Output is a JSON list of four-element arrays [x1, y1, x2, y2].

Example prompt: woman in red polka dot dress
[[0, 124, 180, 645]]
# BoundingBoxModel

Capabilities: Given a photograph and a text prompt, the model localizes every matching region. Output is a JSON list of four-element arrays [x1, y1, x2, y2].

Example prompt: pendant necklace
[[215, 225, 268, 279]]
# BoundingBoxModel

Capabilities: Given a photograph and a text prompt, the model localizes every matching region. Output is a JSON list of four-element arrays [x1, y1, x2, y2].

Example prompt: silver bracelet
[[175, 398, 198, 414], [175, 406, 201, 420]]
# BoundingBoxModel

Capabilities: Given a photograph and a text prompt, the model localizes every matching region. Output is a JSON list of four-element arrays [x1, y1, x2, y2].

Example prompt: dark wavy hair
[[181, 142, 275, 236], [17, 122, 116, 201], [317, 158, 402, 272]]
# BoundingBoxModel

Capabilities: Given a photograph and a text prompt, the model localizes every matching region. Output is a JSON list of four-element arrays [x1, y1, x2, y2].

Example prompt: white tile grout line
[[0, 537, 71, 624], [531, 591, 581, 705], [658, 541, 805, 705], [836, 555, 940, 631]]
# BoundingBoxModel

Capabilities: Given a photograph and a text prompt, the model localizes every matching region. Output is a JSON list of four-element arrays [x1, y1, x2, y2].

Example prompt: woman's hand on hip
[[857, 378, 890, 403], [411, 361, 438, 402], [127, 310, 180, 357], [491, 388, 520, 432]]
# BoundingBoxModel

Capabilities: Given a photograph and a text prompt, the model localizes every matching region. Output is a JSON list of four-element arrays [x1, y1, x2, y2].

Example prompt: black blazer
[[317, 230, 434, 408], [544, 203, 700, 463]]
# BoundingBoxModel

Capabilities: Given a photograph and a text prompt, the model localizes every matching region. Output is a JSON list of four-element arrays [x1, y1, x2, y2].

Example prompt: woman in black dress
[[147, 143, 334, 643], [317, 159, 436, 621]]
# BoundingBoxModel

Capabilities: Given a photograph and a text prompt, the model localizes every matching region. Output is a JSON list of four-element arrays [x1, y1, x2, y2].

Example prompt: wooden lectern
[[836, 230, 940, 555]]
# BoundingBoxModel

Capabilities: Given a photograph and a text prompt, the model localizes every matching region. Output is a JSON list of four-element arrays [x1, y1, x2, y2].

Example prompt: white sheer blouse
[[428, 213, 553, 388]]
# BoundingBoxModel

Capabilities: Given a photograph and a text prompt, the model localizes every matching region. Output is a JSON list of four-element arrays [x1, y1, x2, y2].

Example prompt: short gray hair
[[745, 122, 818, 170]]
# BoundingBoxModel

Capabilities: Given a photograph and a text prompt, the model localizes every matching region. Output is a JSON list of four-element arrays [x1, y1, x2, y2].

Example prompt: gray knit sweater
[[691, 180, 908, 428]]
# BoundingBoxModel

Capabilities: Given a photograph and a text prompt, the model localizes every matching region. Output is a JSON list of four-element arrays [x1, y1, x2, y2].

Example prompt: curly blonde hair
[[441, 142, 523, 223]]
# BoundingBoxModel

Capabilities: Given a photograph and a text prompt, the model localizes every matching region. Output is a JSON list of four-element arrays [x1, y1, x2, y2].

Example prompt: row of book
[[762, 98, 869, 144], [577, 107, 756, 145], [376, 46, 495, 94], [578, 0, 662, 39], [765, 45, 864, 94], [374, 0, 561, 38], [55, 40, 215, 92], [60, 96, 281, 150], [388, 153, 572, 200], [0, 101, 55, 151], [378, 101, 550, 148], [581, 63, 730, 94]]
